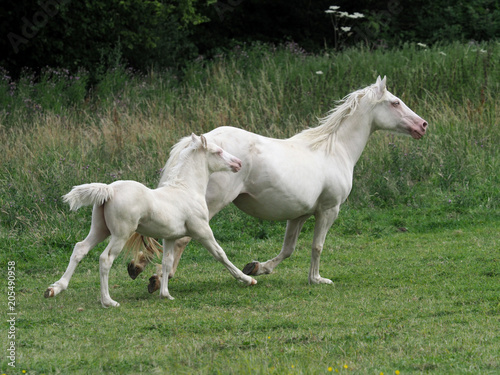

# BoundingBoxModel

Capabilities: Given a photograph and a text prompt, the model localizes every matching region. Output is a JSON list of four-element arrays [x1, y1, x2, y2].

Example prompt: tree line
[[1, 0, 498, 77]]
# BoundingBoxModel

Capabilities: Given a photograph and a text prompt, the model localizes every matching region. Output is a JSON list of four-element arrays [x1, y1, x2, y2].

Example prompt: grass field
[[1, 41, 499, 374]]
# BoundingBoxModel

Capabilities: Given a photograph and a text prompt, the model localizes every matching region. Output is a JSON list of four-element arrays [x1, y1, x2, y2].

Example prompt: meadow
[[1, 42, 499, 374]]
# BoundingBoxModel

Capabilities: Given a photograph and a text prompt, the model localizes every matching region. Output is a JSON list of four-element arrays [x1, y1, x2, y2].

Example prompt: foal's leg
[[167, 195, 233, 278], [45, 204, 110, 298], [193, 223, 256, 285], [147, 196, 234, 292], [159, 240, 176, 300], [308, 206, 339, 285], [242, 215, 310, 276], [99, 236, 128, 307], [148, 236, 191, 293]]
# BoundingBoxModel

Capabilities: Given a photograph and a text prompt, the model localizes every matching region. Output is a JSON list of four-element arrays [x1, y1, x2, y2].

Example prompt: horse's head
[[191, 134, 242, 173], [370, 76, 428, 139]]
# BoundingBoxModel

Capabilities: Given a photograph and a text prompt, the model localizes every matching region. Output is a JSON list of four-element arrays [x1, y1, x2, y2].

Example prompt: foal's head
[[190, 134, 242, 173], [370, 76, 428, 139]]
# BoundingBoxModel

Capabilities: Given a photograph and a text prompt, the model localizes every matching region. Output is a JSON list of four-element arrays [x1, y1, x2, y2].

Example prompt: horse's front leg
[[242, 215, 310, 276], [309, 206, 339, 285], [194, 224, 256, 285], [159, 240, 176, 300], [147, 236, 191, 293]]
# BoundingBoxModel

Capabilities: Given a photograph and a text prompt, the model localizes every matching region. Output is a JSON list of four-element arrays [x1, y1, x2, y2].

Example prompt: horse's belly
[[233, 192, 315, 221]]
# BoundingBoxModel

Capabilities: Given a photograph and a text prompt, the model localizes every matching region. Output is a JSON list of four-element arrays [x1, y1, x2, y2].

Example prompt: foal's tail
[[63, 183, 114, 211]]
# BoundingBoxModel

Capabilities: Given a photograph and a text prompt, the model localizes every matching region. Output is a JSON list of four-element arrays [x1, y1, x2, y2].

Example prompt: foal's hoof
[[242, 261, 259, 276], [127, 261, 144, 280], [148, 275, 161, 294], [44, 287, 55, 298]]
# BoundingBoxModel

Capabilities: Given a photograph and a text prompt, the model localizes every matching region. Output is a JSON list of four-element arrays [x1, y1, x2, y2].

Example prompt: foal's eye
[[392, 101, 400, 107]]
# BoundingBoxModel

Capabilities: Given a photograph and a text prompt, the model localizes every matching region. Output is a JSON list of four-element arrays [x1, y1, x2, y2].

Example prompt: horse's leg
[[99, 236, 128, 307], [194, 223, 256, 285], [148, 191, 235, 292], [45, 204, 110, 298], [159, 240, 176, 300], [147, 236, 191, 293], [308, 206, 339, 285], [168, 193, 233, 277], [242, 215, 310, 276]]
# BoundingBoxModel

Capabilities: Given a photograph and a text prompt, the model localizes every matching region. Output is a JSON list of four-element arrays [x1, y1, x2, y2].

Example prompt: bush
[[0, 0, 208, 77]]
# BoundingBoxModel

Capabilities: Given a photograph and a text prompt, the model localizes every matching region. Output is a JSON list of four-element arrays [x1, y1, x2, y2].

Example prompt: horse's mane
[[158, 136, 194, 187], [291, 83, 382, 153]]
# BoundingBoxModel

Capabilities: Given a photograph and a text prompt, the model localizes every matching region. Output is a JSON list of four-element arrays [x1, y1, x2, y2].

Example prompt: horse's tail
[[63, 183, 114, 211], [124, 233, 162, 268]]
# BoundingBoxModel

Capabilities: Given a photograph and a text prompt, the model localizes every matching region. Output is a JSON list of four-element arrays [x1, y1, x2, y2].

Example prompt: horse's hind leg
[[45, 204, 110, 298], [100, 236, 128, 307], [242, 215, 310, 276]]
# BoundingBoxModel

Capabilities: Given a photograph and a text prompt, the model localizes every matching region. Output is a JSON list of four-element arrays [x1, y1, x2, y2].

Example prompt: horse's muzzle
[[231, 159, 242, 172], [411, 121, 428, 139]]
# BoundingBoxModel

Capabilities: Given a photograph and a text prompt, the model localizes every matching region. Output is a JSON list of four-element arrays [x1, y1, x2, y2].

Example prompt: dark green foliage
[[1, 0, 498, 76], [0, 0, 209, 77]]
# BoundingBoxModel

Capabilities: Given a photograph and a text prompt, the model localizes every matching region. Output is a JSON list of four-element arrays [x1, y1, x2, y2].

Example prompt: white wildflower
[[439, 51, 447, 56], [325, 10, 335, 13], [329, 5, 340, 10], [347, 12, 364, 19], [417, 43, 427, 48], [316, 71, 324, 75], [480, 49, 487, 53], [341, 27, 351, 32]]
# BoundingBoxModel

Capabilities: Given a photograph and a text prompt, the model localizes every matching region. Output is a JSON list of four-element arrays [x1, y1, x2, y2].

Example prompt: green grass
[[1, 41, 500, 374], [3, 207, 500, 374]]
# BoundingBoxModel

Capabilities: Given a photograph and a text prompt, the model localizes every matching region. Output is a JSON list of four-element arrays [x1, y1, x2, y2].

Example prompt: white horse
[[45, 134, 256, 307], [130, 76, 428, 290]]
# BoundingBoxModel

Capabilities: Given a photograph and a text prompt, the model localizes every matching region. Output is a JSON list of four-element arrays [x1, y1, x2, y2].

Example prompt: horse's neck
[[334, 112, 373, 167], [161, 153, 210, 195]]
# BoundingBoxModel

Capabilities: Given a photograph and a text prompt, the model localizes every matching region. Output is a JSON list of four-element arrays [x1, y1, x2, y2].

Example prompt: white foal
[[45, 134, 256, 307]]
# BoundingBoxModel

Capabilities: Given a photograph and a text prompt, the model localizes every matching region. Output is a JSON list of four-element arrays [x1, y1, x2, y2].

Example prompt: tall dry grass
[[1, 42, 499, 238]]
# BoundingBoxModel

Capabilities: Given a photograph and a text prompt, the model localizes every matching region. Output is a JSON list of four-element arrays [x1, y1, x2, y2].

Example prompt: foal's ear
[[375, 75, 387, 98], [200, 134, 208, 149]]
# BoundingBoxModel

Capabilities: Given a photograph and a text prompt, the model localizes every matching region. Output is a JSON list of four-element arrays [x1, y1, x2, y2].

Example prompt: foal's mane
[[158, 136, 194, 187], [291, 83, 380, 153]]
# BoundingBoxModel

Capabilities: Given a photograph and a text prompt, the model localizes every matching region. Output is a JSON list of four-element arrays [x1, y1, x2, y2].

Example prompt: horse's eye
[[392, 101, 400, 107]]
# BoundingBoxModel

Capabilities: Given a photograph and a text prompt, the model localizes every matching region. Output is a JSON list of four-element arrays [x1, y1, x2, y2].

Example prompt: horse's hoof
[[148, 275, 161, 294], [250, 278, 257, 285], [242, 261, 259, 275], [127, 261, 143, 280], [44, 287, 54, 298], [159, 293, 175, 300], [101, 300, 120, 308]]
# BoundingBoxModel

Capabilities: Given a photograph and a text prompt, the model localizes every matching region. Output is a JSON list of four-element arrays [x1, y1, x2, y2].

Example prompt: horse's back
[[203, 126, 339, 220], [103, 181, 154, 229]]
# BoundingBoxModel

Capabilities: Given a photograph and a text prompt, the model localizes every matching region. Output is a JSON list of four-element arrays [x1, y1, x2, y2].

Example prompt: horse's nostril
[[423, 121, 428, 128]]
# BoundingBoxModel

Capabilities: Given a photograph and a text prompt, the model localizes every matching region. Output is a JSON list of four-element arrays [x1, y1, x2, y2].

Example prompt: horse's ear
[[375, 75, 387, 98], [200, 134, 207, 149]]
